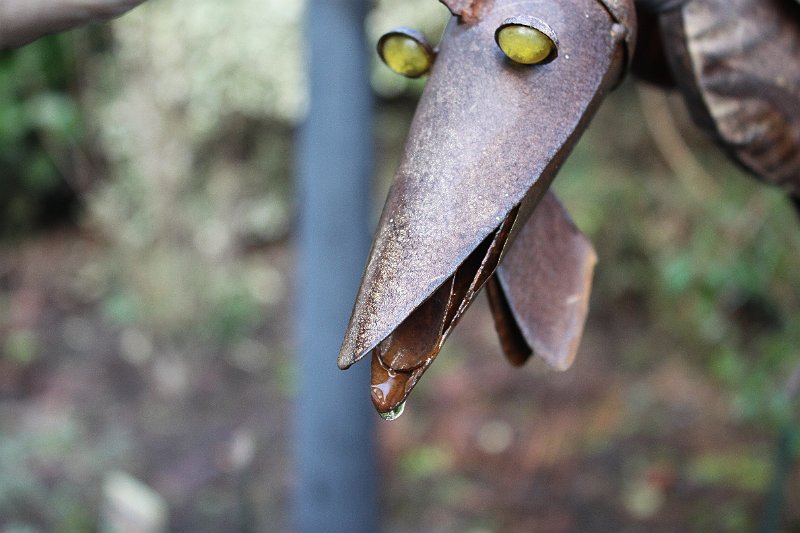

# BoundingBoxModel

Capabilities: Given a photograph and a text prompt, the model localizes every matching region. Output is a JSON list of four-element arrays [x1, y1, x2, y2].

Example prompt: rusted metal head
[[340, 0, 634, 414]]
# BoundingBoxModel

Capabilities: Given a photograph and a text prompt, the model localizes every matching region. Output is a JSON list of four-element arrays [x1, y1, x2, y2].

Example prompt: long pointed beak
[[339, 0, 632, 414]]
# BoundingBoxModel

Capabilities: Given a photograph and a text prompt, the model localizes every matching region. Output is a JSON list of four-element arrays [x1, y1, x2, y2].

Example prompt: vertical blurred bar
[[293, 0, 378, 532]]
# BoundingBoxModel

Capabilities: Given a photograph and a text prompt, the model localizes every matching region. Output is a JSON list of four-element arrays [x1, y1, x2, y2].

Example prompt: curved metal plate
[[492, 192, 596, 371], [662, 0, 800, 195]]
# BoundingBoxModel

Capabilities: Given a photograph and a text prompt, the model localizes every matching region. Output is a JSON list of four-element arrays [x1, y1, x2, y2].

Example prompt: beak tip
[[338, 337, 370, 370], [550, 358, 575, 372], [337, 351, 355, 370]]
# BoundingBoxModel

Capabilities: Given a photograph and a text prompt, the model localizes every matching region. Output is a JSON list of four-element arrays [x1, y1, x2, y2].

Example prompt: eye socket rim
[[377, 27, 436, 79], [494, 16, 559, 65]]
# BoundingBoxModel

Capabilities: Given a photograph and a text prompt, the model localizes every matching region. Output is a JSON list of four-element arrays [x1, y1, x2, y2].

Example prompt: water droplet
[[371, 351, 416, 416], [379, 401, 406, 421]]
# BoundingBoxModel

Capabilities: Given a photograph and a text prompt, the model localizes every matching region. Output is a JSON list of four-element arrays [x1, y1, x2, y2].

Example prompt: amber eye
[[495, 16, 558, 65], [377, 28, 436, 78]]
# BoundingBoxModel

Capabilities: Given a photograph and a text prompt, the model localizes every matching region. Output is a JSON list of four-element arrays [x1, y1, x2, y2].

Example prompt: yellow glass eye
[[495, 17, 558, 65], [378, 29, 435, 78]]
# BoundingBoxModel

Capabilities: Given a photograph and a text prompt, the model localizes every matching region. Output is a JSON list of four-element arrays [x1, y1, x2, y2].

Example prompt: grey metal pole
[[293, 0, 379, 531]]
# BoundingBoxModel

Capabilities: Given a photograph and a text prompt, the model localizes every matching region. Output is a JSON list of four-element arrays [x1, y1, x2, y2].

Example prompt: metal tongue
[[370, 207, 519, 416]]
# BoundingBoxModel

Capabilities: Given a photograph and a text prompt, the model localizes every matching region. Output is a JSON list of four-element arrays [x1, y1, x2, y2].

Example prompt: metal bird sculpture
[[338, 0, 800, 419]]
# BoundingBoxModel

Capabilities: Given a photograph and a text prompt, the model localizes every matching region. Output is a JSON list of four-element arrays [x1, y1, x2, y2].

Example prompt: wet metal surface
[[369, 207, 519, 414], [339, 0, 627, 375]]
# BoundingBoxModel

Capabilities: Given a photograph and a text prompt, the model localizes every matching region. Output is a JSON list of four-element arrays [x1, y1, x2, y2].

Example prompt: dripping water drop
[[379, 401, 406, 421]]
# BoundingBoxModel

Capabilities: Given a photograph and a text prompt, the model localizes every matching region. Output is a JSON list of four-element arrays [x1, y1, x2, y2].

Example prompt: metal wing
[[660, 0, 800, 196], [487, 192, 596, 371]]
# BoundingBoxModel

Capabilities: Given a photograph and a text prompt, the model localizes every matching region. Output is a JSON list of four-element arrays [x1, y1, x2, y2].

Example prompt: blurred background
[[1, 0, 800, 531]]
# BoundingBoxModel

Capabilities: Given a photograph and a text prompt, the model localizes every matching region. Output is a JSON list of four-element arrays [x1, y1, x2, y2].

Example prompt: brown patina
[[439, 0, 495, 23], [340, 0, 630, 415], [341, 0, 800, 418]]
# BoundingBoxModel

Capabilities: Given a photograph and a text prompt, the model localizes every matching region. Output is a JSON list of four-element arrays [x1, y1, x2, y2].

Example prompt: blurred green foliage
[[0, 407, 124, 531], [554, 84, 800, 432], [78, 1, 302, 358], [0, 4, 304, 529], [3, 329, 38, 364], [688, 451, 772, 492], [0, 35, 81, 238], [399, 445, 452, 480], [0, 0, 798, 529]]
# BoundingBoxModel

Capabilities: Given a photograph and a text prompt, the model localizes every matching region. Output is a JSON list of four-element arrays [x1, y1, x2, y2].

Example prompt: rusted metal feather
[[489, 192, 596, 371], [661, 0, 800, 195]]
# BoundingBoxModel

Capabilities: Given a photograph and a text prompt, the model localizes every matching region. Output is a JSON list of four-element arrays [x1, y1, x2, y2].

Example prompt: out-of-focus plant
[[80, 0, 306, 354], [555, 85, 800, 432], [546, 85, 800, 529], [0, 407, 132, 531], [0, 35, 81, 239], [1, 1, 797, 527]]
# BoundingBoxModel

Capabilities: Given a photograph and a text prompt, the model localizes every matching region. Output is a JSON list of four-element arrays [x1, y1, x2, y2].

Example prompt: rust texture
[[369, 207, 519, 412], [597, 0, 637, 70], [661, 0, 800, 197], [340, 0, 634, 415], [490, 193, 596, 372], [342, 0, 800, 418], [339, 0, 629, 372], [439, 0, 495, 22]]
